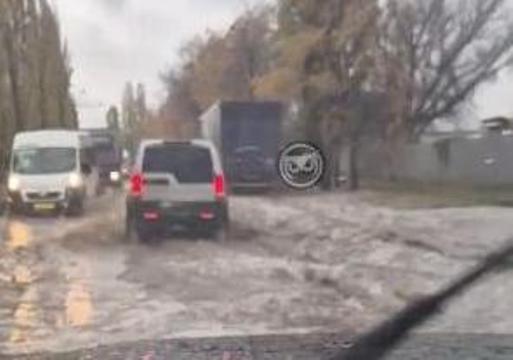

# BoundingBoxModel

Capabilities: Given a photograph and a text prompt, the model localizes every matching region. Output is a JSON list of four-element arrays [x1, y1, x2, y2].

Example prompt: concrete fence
[[352, 133, 513, 186]]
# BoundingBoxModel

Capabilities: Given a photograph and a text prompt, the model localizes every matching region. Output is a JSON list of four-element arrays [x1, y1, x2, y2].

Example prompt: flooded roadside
[[1, 193, 513, 357]]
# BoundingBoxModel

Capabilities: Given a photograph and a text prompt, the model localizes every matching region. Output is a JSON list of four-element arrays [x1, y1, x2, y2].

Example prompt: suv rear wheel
[[214, 227, 227, 242], [213, 216, 230, 242], [125, 214, 153, 243]]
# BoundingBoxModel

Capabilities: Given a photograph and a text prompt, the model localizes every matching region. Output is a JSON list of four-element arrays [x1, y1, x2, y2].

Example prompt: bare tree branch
[[381, 0, 513, 139]]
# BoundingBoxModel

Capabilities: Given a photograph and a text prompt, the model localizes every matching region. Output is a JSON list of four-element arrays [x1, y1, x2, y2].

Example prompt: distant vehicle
[[83, 128, 123, 187], [200, 101, 284, 190], [6, 130, 101, 216], [125, 139, 229, 242]]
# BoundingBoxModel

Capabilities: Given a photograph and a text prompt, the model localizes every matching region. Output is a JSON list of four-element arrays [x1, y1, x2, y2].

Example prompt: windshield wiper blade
[[334, 239, 513, 360]]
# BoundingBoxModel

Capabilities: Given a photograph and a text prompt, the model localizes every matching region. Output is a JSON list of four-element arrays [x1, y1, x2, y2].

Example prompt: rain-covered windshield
[[12, 148, 76, 175], [143, 144, 213, 183], [3, 0, 513, 359]]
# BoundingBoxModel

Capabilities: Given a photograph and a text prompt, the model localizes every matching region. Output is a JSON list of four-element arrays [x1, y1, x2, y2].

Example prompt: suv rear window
[[142, 144, 214, 183]]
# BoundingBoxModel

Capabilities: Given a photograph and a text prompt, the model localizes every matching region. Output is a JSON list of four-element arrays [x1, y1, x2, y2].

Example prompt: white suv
[[125, 139, 229, 242]]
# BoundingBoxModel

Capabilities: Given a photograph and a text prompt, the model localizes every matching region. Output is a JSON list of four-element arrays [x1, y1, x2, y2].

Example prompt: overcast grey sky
[[53, 0, 513, 128], [53, 0, 262, 127]]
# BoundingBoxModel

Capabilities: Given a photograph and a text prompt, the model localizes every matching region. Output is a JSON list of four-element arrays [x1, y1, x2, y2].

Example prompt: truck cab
[[83, 128, 123, 187]]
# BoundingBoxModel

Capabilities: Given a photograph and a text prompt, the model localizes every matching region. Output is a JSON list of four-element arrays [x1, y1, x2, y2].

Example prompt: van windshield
[[13, 148, 77, 175]]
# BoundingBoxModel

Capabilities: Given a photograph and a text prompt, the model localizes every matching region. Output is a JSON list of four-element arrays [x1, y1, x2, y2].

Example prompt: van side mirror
[[81, 163, 92, 176]]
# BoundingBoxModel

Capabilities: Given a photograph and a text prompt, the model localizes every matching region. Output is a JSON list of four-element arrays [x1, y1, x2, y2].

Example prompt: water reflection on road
[[1, 217, 95, 352], [4, 219, 37, 347], [6, 220, 32, 251], [61, 265, 93, 328], [9, 287, 40, 345]]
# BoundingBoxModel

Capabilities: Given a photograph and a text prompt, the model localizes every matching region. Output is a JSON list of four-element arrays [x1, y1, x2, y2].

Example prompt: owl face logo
[[278, 142, 325, 190]]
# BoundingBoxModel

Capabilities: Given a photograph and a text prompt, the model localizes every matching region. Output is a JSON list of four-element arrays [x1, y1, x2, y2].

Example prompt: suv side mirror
[[81, 163, 92, 176], [122, 165, 130, 179]]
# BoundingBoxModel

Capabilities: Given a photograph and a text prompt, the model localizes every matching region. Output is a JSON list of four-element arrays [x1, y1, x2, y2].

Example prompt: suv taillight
[[130, 173, 145, 197], [213, 174, 226, 200]]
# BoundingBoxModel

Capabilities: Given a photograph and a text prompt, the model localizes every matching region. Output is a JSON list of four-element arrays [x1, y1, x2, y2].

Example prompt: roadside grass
[[360, 180, 513, 209]]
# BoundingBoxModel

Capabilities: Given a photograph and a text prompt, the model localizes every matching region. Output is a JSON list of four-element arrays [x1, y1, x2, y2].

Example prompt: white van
[[6, 130, 101, 216]]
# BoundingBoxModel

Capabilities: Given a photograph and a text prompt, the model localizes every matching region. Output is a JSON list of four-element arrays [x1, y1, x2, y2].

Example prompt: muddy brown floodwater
[[2, 191, 513, 358]]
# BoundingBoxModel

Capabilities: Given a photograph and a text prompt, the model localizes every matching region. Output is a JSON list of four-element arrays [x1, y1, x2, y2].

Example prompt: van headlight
[[68, 173, 83, 188], [7, 175, 20, 192]]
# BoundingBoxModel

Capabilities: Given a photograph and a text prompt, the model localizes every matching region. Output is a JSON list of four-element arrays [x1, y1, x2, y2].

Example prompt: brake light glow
[[213, 174, 226, 199], [199, 210, 216, 221], [130, 173, 145, 197], [143, 211, 160, 221]]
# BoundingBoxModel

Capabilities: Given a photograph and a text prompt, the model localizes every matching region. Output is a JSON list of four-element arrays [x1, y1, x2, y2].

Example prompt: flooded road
[[0, 194, 127, 354], [2, 191, 513, 357]]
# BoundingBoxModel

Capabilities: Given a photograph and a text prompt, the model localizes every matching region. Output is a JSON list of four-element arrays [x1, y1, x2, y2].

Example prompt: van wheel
[[6, 204, 23, 218], [66, 200, 84, 217]]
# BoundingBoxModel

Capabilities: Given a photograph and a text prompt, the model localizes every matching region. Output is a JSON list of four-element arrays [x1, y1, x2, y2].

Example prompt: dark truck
[[200, 101, 283, 190], [82, 128, 123, 188]]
